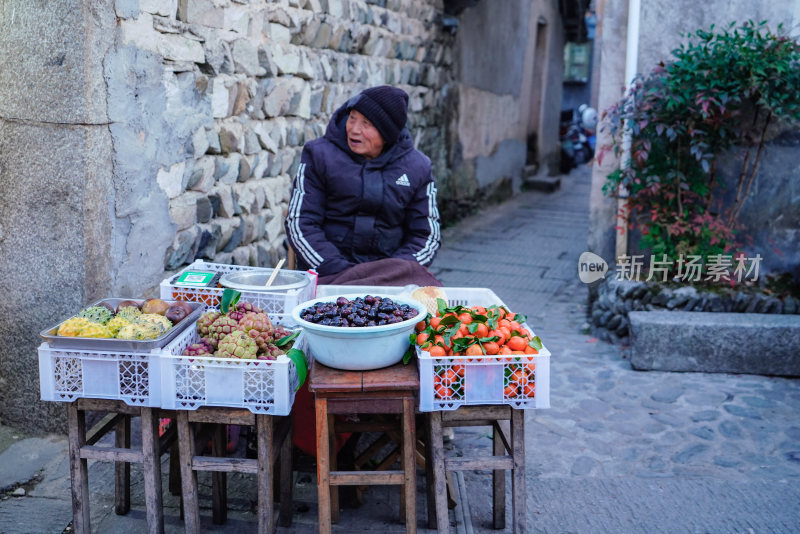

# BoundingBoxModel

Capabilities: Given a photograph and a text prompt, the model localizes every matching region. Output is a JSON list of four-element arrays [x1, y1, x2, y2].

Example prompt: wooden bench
[[175, 407, 293, 534], [66, 398, 169, 534], [310, 361, 418, 534], [426, 405, 526, 533]]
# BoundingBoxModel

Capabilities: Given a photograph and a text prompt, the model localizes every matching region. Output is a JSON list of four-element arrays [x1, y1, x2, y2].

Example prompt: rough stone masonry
[[111, 0, 457, 295], [0, 0, 457, 433]]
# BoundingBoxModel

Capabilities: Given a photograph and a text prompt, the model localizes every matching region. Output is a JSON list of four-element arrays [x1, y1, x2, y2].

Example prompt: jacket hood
[[324, 100, 415, 167]]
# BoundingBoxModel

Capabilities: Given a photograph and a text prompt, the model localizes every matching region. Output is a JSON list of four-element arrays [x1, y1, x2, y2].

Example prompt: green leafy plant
[[600, 21, 800, 273]]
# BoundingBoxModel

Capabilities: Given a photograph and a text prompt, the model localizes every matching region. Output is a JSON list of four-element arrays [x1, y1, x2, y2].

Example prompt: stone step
[[524, 170, 561, 193], [629, 311, 800, 376]]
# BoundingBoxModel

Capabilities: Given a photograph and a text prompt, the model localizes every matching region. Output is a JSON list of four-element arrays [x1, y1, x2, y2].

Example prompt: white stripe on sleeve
[[413, 181, 441, 265], [287, 163, 324, 268]]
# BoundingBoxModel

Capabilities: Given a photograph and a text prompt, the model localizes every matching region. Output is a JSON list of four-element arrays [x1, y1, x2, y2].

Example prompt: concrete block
[[0, 119, 114, 432], [630, 311, 800, 377], [526, 174, 561, 193], [0, 0, 115, 123]]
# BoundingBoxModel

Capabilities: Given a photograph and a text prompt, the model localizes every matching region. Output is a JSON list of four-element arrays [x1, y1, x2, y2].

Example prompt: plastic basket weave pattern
[[416, 287, 551, 412], [158, 318, 303, 415], [38, 344, 161, 407], [160, 260, 316, 318]]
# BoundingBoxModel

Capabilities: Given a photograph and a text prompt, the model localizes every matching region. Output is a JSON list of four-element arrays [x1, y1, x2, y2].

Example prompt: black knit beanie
[[348, 85, 409, 146]]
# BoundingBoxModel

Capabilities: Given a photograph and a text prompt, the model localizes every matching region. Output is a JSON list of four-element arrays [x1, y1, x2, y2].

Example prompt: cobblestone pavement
[[433, 165, 800, 533], [1, 165, 799, 533]]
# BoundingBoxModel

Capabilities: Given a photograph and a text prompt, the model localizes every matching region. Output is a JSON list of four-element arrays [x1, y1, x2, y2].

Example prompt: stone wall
[[110, 0, 457, 296], [590, 278, 800, 346], [0, 0, 569, 433], [0, 0, 459, 433]]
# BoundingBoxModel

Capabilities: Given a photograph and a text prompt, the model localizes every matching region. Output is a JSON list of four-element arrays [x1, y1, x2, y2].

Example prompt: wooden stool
[[426, 405, 526, 533], [176, 407, 293, 534], [351, 418, 458, 510], [310, 361, 418, 534], [66, 398, 168, 534]]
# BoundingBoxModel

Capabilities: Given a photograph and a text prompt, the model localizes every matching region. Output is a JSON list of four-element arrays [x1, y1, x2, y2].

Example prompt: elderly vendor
[[285, 85, 441, 286]]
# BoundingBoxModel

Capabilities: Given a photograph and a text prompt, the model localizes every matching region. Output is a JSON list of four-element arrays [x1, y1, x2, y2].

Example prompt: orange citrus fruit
[[523, 382, 535, 397], [504, 384, 518, 398], [483, 341, 500, 355], [473, 323, 489, 338], [428, 345, 446, 357], [506, 336, 527, 352], [465, 344, 483, 357]]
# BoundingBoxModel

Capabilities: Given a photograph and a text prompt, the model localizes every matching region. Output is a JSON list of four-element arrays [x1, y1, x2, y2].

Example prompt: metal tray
[[40, 298, 204, 352], [219, 269, 310, 292]]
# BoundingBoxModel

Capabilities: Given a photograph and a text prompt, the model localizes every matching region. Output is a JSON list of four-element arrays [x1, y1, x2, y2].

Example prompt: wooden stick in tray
[[264, 258, 286, 287]]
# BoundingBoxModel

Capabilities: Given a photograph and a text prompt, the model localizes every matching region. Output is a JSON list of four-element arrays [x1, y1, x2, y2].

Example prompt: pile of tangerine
[[414, 302, 542, 400], [429, 361, 537, 400], [413, 303, 541, 357]]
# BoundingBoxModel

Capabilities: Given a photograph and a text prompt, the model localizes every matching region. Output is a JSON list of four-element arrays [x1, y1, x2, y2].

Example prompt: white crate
[[38, 343, 162, 407], [158, 320, 304, 415], [416, 287, 551, 412], [160, 260, 317, 319]]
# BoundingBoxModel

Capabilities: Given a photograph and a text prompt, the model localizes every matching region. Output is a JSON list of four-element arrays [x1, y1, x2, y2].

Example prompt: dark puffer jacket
[[285, 102, 441, 277]]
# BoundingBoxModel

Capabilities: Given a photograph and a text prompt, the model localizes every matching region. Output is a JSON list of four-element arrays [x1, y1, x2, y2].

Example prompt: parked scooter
[[559, 104, 597, 173]]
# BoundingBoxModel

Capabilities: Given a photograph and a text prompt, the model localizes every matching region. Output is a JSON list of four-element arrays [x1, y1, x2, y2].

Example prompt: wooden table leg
[[114, 413, 131, 515], [67, 403, 91, 534], [257, 414, 274, 534], [492, 420, 506, 529], [177, 410, 200, 534], [316, 397, 332, 534], [278, 415, 293, 528], [511, 409, 526, 534], [428, 412, 449, 534], [402, 397, 417, 533], [169, 440, 181, 496], [328, 413, 339, 524], [425, 415, 436, 529], [211, 424, 227, 525], [140, 407, 164, 534]]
